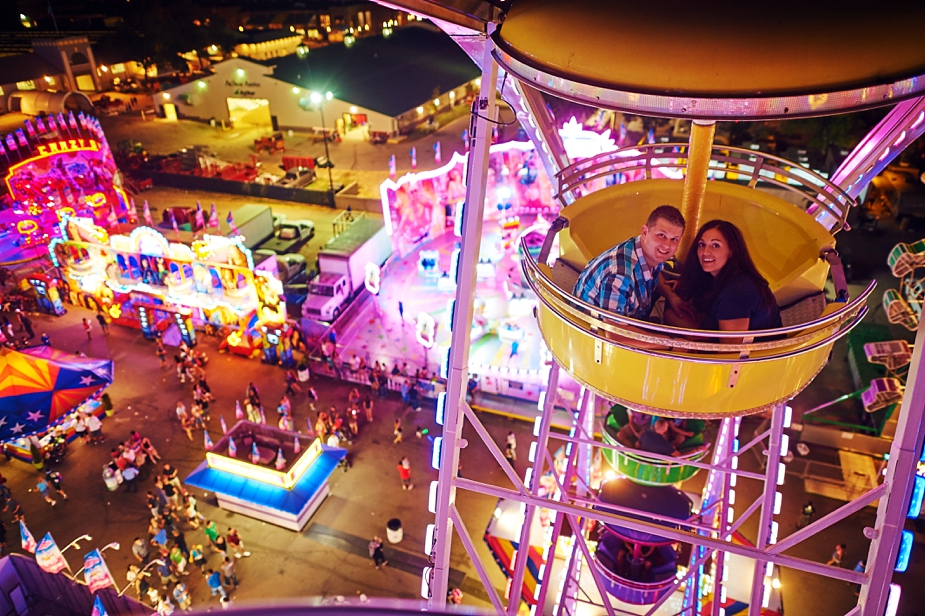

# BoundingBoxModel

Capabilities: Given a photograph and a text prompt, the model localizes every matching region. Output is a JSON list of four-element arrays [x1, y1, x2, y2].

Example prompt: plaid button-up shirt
[[573, 236, 662, 318]]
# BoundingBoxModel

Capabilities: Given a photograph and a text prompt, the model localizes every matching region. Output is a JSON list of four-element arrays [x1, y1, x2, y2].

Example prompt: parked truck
[[302, 218, 392, 322], [223, 204, 276, 249]]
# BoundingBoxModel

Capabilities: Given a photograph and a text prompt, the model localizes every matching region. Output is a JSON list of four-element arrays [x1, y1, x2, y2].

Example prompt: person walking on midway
[[156, 340, 167, 367], [397, 457, 413, 490], [393, 418, 403, 444], [45, 469, 67, 500], [369, 536, 387, 569], [82, 318, 92, 340], [96, 312, 109, 333], [827, 543, 847, 567]]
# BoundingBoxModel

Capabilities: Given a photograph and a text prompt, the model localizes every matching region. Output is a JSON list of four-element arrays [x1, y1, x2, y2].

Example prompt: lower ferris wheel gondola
[[591, 478, 693, 605]]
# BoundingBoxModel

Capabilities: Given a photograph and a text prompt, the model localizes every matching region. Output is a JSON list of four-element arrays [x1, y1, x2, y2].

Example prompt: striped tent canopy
[[0, 346, 113, 442]]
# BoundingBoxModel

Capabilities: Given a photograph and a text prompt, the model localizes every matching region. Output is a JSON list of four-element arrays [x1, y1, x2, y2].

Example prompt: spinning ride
[[0, 114, 134, 251], [370, 2, 925, 616]]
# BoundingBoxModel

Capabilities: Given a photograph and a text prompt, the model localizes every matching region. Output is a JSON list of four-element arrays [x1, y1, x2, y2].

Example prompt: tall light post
[[118, 559, 165, 597], [311, 91, 336, 207]]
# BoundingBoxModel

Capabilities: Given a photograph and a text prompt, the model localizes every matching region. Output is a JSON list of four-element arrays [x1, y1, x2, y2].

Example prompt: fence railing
[[556, 143, 856, 233]]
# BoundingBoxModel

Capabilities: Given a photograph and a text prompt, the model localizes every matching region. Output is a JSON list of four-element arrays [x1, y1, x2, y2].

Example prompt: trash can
[[386, 518, 403, 544]]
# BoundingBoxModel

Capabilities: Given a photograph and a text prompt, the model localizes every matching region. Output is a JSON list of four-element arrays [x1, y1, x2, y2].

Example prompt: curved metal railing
[[521, 237, 873, 364], [556, 143, 856, 233]]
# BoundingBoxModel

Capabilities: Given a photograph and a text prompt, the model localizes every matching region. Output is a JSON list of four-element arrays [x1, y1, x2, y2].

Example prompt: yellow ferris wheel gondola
[[522, 146, 872, 418]]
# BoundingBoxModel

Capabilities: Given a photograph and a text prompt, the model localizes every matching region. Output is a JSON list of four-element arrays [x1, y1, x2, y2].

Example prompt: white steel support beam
[[506, 363, 560, 615], [748, 405, 785, 616], [453, 477, 866, 584], [429, 29, 498, 608], [712, 418, 737, 616], [449, 504, 507, 615], [859, 315, 925, 616], [832, 96, 925, 199]]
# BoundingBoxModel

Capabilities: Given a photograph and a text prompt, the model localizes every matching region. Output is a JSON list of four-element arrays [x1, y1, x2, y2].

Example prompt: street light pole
[[311, 91, 336, 208]]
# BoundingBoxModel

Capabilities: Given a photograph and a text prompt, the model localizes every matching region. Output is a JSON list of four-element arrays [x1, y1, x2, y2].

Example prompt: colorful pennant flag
[[227, 211, 238, 236], [36, 117, 47, 133], [24, 120, 36, 138], [91, 596, 109, 616], [169, 209, 180, 237], [228, 437, 237, 458], [35, 532, 68, 574], [220, 416, 228, 434], [142, 200, 153, 227], [388, 155, 396, 178], [410, 146, 417, 170], [47, 115, 58, 133], [20, 521, 36, 553], [83, 549, 115, 593], [204, 431, 213, 450], [68, 111, 78, 129], [208, 203, 219, 228], [250, 441, 260, 464], [293, 435, 301, 454], [275, 447, 286, 470], [194, 202, 205, 231], [235, 400, 243, 419], [434, 141, 441, 164]]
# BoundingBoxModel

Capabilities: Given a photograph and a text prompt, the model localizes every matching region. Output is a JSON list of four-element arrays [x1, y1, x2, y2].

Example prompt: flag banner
[[91, 595, 109, 616], [35, 532, 68, 574], [208, 203, 219, 228], [83, 549, 115, 593], [20, 521, 36, 553]]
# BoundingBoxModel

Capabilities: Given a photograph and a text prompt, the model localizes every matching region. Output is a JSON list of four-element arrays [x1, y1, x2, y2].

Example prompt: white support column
[[711, 418, 738, 616], [429, 30, 498, 608], [859, 315, 925, 616], [507, 363, 560, 615], [574, 391, 595, 498], [748, 405, 784, 615]]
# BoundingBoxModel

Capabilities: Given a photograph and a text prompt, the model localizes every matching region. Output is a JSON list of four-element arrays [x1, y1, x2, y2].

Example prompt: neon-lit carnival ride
[[1, 112, 134, 251], [364, 1, 925, 615]]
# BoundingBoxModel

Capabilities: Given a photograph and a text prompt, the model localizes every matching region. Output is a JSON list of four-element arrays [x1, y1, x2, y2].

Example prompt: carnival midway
[[1, 2, 925, 615]]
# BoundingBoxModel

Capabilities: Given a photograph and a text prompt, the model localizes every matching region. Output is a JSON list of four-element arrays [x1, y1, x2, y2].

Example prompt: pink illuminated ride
[[1, 113, 135, 253], [362, 2, 925, 616]]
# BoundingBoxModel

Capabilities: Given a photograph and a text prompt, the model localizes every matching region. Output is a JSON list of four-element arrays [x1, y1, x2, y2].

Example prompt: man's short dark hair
[[646, 205, 685, 230]]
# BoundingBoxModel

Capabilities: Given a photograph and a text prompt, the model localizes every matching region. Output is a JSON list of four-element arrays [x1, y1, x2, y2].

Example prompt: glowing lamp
[[325, 91, 333, 100], [236, 68, 245, 76], [416, 106, 424, 115], [197, 81, 206, 89], [162, 93, 171, 100]]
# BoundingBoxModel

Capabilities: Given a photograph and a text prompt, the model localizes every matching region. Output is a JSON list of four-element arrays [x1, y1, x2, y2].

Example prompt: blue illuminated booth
[[185, 420, 346, 531]]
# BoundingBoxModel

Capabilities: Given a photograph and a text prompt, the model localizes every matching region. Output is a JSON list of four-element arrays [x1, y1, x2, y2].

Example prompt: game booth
[[0, 113, 135, 259], [0, 346, 113, 462], [49, 217, 292, 363], [184, 420, 346, 531]]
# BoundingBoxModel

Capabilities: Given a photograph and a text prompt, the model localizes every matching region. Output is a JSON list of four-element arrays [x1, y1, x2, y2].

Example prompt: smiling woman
[[668, 220, 782, 332]]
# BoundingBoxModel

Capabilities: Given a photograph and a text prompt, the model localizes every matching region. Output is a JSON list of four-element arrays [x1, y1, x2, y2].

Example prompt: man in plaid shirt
[[574, 205, 686, 319]]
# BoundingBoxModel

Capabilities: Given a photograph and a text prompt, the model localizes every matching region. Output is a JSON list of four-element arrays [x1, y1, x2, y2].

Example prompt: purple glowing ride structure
[[367, 3, 925, 616]]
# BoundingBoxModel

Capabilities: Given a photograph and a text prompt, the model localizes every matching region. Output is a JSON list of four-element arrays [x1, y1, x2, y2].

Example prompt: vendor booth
[[184, 421, 346, 531]]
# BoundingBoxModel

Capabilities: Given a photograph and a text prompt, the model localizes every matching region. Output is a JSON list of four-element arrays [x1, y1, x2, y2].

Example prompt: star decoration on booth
[[0, 417, 6, 428], [26, 411, 44, 422], [10, 423, 25, 435], [79, 375, 95, 386]]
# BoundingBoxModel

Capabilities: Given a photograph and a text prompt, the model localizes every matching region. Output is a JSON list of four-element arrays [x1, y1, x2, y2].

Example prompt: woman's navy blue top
[[701, 273, 782, 331]]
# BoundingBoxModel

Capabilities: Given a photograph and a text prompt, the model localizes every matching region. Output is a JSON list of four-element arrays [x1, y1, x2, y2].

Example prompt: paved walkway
[[0, 303, 540, 611]]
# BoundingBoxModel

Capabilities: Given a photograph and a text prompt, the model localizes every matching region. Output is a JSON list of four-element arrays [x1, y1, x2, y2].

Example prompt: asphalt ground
[[0, 303, 539, 612]]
